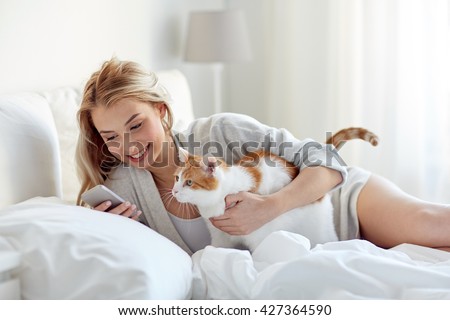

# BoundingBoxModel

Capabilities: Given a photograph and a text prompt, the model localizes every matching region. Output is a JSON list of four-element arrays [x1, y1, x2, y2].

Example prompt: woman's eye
[[130, 122, 142, 130], [105, 135, 117, 142]]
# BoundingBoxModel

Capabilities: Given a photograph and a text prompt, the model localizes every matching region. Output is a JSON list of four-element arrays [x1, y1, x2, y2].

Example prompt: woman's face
[[91, 98, 169, 170]]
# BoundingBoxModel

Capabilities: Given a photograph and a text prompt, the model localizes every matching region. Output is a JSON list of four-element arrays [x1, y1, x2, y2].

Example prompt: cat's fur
[[326, 127, 378, 151], [172, 127, 378, 251]]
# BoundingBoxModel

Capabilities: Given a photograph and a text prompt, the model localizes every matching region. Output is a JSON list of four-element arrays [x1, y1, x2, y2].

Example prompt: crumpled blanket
[[192, 231, 450, 299]]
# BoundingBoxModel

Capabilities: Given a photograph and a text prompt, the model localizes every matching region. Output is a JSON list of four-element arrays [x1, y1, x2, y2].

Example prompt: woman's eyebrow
[[125, 113, 141, 126], [99, 113, 141, 134]]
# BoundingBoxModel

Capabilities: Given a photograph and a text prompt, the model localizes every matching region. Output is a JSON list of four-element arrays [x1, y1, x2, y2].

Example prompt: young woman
[[76, 58, 450, 255]]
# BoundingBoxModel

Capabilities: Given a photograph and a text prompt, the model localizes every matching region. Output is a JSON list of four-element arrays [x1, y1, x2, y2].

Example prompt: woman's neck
[[148, 133, 180, 189], [150, 138, 199, 219]]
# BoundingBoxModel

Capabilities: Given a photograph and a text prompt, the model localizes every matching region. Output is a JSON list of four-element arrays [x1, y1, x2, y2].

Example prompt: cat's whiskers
[[178, 200, 198, 220], [158, 187, 199, 219], [159, 188, 176, 206]]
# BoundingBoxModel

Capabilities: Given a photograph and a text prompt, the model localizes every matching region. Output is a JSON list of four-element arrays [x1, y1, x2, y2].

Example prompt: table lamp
[[184, 10, 252, 113]]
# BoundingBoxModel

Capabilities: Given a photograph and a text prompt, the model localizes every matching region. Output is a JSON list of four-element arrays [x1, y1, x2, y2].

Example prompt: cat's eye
[[175, 175, 179, 182], [185, 180, 193, 186]]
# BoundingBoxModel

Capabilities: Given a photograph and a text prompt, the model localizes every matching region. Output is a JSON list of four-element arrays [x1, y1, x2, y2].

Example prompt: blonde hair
[[76, 58, 173, 205]]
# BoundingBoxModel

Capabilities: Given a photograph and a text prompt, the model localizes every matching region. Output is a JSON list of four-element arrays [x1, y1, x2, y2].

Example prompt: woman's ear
[[155, 102, 167, 119]]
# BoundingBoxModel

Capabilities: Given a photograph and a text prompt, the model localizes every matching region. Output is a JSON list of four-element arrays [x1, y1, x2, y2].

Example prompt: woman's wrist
[[266, 193, 286, 219]]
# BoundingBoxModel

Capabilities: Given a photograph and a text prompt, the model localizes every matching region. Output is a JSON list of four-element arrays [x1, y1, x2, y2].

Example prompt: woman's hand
[[209, 166, 343, 236], [209, 192, 279, 235], [93, 201, 142, 221]]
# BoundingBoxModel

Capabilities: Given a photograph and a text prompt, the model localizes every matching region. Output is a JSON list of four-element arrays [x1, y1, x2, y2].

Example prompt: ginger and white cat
[[172, 127, 378, 252]]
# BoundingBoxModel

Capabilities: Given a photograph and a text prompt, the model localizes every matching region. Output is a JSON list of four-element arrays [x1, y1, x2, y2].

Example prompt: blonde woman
[[76, 58, 450, 255]]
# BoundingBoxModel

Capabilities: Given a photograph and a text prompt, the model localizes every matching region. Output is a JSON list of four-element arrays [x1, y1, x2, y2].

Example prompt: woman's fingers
[[93, 200, 112, 212], [119, 203, 142, 220], [225, 192, 243, 209], [93, 201, 142, 220]]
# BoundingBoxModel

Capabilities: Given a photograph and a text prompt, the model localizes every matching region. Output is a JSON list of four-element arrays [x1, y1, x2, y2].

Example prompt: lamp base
[[212, 63, 224, 114]]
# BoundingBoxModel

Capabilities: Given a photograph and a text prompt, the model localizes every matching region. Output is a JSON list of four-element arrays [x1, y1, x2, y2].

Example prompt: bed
[[1, 70, 449, 300]]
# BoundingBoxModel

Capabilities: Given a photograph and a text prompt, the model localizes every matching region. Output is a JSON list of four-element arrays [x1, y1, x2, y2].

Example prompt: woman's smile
[[127, 143, 149, 163]]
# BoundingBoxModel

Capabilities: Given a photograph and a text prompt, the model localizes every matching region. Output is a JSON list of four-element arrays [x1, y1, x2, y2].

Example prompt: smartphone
[[81, 185, 125, 208]]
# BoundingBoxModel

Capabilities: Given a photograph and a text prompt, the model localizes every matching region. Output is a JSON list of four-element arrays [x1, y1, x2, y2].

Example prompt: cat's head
[[172, 148, 226, 206]]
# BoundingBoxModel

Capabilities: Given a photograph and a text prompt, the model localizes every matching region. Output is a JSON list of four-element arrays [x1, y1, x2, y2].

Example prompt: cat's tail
[[326, 127, 379, 151]]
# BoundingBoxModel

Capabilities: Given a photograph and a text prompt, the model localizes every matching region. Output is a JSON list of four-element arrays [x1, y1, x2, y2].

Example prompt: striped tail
[[326, 127, 379, 151]]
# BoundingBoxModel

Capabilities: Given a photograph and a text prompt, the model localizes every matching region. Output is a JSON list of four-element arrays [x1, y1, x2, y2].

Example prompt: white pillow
[[0, 93, 62, 209], [0, 197, 192, 299], [41, 87, 82, 205]]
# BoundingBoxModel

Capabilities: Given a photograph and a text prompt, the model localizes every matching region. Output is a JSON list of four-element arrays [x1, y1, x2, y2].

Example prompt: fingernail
[[125, 201, 130, 207], [105, 201, 112, 206]]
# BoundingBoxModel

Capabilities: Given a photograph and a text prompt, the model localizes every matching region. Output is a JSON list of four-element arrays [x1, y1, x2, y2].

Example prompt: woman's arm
[[210, 166, 343, 235]]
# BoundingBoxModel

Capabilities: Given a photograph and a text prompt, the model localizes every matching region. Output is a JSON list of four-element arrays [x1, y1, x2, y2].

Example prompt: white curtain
[[261, 0, 450, 202]]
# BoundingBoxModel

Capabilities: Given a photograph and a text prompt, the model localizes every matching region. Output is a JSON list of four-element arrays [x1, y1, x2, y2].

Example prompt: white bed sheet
[[191, 231, 450, 299]]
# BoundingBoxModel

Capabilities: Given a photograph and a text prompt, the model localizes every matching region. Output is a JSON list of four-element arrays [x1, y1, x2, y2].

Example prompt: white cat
[[172, 149, 338, 252]]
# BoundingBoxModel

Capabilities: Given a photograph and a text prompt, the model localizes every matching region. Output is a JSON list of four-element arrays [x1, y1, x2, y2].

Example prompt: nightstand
[[0, 252, 21, 299]]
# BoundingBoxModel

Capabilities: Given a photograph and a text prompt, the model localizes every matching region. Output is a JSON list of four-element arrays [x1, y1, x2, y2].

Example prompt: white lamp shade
[[184, 10, 252, 63]]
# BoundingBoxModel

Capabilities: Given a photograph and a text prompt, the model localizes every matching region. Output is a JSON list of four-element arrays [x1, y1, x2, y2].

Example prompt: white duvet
[[3, 197, 450, 300], [191, 231, 450, 299]]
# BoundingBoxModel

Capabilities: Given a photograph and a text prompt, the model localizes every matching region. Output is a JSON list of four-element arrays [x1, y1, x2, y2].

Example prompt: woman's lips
[[127, 145, 149, 163]]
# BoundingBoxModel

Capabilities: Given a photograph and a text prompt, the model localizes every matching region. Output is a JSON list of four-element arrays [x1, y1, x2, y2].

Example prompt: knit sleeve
[[178, 113, 347, 190]]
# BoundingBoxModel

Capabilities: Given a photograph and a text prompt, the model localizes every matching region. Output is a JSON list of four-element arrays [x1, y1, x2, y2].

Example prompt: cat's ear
[[201, 156, 218, 176], [178, 148, 190, 163]]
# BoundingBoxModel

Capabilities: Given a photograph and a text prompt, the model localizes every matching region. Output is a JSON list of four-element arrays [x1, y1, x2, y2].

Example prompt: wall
[[225, 0, 331, 141], [0, 0, 225, 117], [223, 0, 265, 119]]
